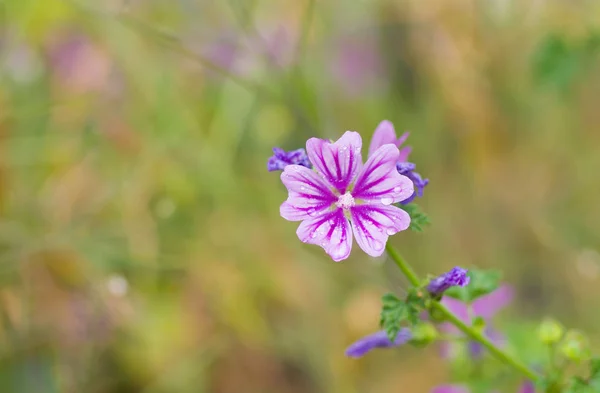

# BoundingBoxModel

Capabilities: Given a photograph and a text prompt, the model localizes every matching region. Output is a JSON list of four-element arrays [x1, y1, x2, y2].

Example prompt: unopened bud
[[409, 322, 438, 347], [559, 330, 590, 362], [537, 318, 564, 345]]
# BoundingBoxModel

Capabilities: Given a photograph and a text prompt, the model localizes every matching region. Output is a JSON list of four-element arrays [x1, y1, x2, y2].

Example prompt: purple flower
[[439, 285, 514, 359], [279, 131, 413, 261], [431, 386, 470, 393], [345, 329, 412, 358], [368, 120, 429, 203], [396, 162, 429, 203], [427, 267, 470, 297], [431, 382, 534, 393], [268, 147, 312, 172], [330, 32, 385, 96], [519, 381, 536, 393]]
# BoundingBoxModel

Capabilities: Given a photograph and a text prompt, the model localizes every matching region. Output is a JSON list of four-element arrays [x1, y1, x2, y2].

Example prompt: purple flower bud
[[267, 147, 312, 172], [427, 267, 470, 297], [397, 162, 429, 204], [345, 329, 412, 358]]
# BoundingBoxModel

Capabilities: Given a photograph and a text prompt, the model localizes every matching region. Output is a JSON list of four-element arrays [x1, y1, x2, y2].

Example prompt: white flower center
[[336, 192, 355, 210]]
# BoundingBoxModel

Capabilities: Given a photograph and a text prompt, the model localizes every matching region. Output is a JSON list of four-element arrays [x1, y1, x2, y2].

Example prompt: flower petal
[[398, 145, 412, 163], [296, 209, 352, 261], [280, 165, 336, 221], [472, 284, 514, 320], [368, 120, 397, 156], [345, 329, 412, 358], [440, 297, 470, 324], [350, 204, 410, 257], [306, 131, 362, 193], [352, 144, 414, 204]]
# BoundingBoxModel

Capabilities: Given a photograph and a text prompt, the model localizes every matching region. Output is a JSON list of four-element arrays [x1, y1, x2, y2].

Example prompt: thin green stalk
[[384, 243, 420, 287], [432, 302, 539, 381], [384, 243, 540, 383]]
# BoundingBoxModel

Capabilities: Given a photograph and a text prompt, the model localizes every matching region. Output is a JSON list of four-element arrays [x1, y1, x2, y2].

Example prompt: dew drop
[[372, 240, 384, 251], [380, 197, 394, 205], [386, 228, 396, 235], [393, 186, 402, 193]]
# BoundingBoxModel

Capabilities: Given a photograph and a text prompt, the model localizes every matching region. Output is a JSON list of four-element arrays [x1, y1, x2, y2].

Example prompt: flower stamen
[[336, 192, 355, 210]]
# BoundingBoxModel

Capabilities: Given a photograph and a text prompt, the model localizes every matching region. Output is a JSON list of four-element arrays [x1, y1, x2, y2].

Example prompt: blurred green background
[[1, 0, 600, 392]]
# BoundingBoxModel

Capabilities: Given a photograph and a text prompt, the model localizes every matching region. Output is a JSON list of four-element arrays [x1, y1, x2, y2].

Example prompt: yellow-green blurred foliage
[[0, 0, 599, 392]]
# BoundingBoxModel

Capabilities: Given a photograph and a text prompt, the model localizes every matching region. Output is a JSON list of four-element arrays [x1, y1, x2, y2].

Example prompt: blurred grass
[[0, 0, 600, 392]]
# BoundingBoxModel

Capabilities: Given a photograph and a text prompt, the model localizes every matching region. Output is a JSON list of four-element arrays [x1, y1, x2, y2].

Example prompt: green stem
[[432, 302, 539, 381], [385, 243, 420, 286], [385, 243, 540, 383]]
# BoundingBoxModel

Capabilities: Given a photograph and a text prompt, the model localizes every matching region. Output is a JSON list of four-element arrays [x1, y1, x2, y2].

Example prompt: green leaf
[[379, 290, 427, 342], [444, 269, 501, 302], [536, 375, 567, 393], [380, 293, 406, 342], [532, 34, 581, 92], [564, 377, 592, 393], [590, 357, 600, 378], [399, 203, 430, 232]]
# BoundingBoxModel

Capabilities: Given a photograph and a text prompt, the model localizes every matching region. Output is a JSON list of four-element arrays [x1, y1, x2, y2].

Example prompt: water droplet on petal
[[386, 228, 396, 235], [380, 197, 394, 205], [393, 186, 402, 193], [372, 240, 384, 251]]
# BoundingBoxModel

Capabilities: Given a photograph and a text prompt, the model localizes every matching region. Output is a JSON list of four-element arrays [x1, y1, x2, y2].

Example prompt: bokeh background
[[1, 0, 600, 392]]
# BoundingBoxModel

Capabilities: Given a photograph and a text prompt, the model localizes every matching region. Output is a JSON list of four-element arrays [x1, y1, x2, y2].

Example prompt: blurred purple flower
[[203, 34, 240, 72], [279, 131, 413, 261], [201, 25, 296, 78], [431, 385, 470, 393], [439, 285, 514, 359], [330, 33, 385, 96], [431, 382, 534, 393], [345, 328, 412, 358], [519, 381, 536, 393], [256, 25, 295, 69], [368, 120, 429, 204], [47, 33, 112, 93], [427, 267, 470, 297], [267, 148, 311, 172]]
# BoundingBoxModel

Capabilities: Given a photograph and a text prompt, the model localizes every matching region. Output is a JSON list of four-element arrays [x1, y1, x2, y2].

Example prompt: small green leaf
[[444, 269, 501, 302], [589, 357, 600, 378], [532, 34, 581, 92], [380, 290, 429, 342], [380, 293, 406, 342], [564, 377, 590, 393], [587, 358, 600, 391], [400, 203, 431, 232], [536, 376, 565, 393]]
